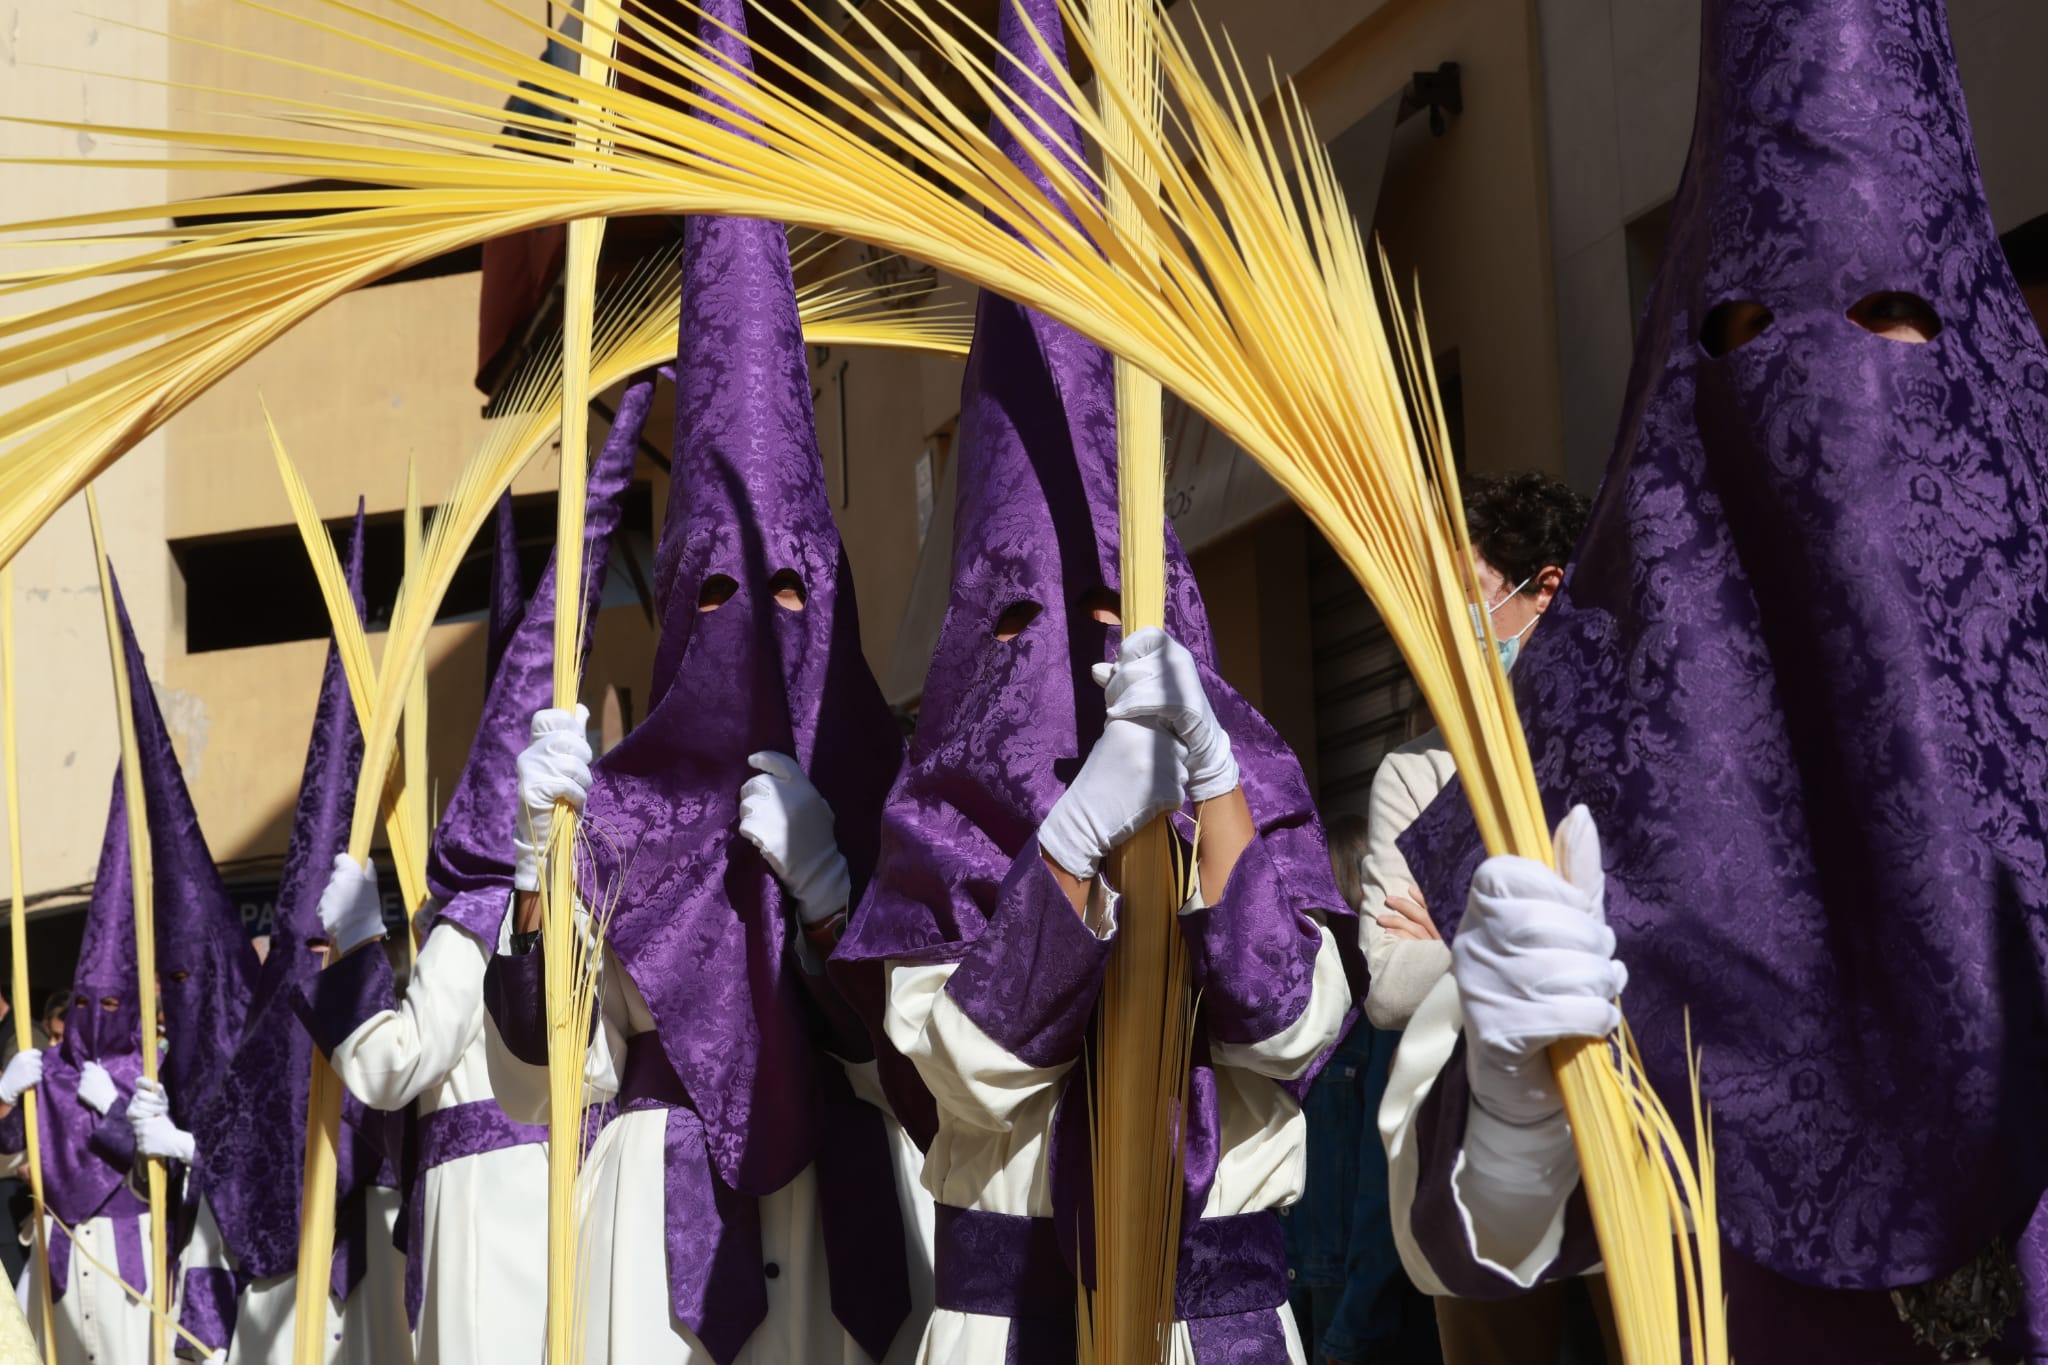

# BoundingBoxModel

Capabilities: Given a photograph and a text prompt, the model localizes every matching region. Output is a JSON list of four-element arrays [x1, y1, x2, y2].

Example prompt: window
[[172, 484, 656, 653]]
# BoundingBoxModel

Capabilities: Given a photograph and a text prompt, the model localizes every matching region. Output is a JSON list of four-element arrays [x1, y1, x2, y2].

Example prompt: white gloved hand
[[128, 1075, 169, 1124], [515, 706, 592, 893], [1038, 718, 1190, 881], [75, 1060, 118, 1116], [1455, 804, 1626, 1129], [739, 753, 851, 926], [1093, 627, 1239, 801], [0, 1049, 41, 1105], [128, 1078, 195, 1164], [318, 854, 386, 956]]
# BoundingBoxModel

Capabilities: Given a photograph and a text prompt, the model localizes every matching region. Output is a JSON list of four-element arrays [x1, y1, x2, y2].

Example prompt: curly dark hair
[[1463, 471, 1589, 591]]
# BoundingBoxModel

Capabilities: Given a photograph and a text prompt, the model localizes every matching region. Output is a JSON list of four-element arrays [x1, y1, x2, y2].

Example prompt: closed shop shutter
[[1308, 529, 1419, 813]]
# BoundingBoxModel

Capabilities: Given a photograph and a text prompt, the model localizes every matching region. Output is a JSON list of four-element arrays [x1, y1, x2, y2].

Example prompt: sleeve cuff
[[942, 845, 1115, 1067], [90, 1098, 136, 1169], [292, 945, 397, 1059], [1177, 836, 1323, 1044], [1406, 1036, 1599, 1297], [483, 943, 551, 1068]]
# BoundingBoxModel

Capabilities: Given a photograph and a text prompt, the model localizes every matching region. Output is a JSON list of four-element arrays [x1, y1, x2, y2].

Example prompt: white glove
[[1094, 627, 1238, 801], [739, 753, 851, 926], [128, 1078, 195, 1164], [1455, 805, 1625, 1129], [0, 1049, 41, 1105], [515, 706, 592, 893], [318, 854, 386, 956], [1038, 718, 1190, 881], [128, 1075, 169, 1124], [1451, 807, 1625, 1254], [75, 1060, 117, 1116]]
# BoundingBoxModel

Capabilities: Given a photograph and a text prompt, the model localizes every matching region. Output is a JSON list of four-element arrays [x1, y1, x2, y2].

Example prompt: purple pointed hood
[[187, 504, 367, 1282], [425, 376, 652, 945], [574, 0, 903, 1200], [835, 0, 1351, 1008], [27, 771, 148, 1227], [485, 492, 525, 692], [1399, 0, 2048, 1291], [111, 572, 260, 1133]]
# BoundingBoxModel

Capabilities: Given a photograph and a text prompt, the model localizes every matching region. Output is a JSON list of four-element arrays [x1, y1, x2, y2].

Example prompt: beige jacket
[[1358, 730, 1457, 1030]]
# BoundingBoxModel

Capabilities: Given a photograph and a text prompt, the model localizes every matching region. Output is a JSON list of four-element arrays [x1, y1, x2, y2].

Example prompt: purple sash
[[932, 1205, 1291, 1364], [401, 1099, 547, 1325]]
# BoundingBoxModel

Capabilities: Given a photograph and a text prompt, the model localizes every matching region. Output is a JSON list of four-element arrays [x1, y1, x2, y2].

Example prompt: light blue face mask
[[1470, 575, 1536, 672]]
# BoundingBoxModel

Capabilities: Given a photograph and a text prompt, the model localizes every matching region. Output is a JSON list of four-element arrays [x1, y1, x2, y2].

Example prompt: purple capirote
[[1394, 0, 2048, 1326], [184, 503, 382, 1303], [425, 372, 650, 948]]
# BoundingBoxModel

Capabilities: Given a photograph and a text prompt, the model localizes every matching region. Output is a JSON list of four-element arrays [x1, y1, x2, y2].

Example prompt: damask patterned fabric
[[112, 573, 260, 1136], [564, 0, 910, 1350], [831, 0, 1358, 1104], [485, 492, 525, 693], [187, 507, 369, 1285], [425, 375, 651, 946], [1, 773, 147, 1230], [574, 0, 904, 1205], [1398, 0, 2048, 1291]]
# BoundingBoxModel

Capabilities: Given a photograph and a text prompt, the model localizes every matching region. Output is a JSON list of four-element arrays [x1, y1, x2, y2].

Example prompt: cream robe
[[485, 932, 933, 1365], [885, 882, 1350, 1365], [329, 923, 548, 1365]]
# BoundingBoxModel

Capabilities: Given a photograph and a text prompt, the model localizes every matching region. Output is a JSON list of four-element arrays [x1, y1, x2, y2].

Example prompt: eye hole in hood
[[992, 600, 1043, 641], [698, 574, 738, 613], [1848, 291, 1941, 344], [1701, 299, 1775, 357], [1075, 587, 1122, 627], [767, 569, 807, 611]]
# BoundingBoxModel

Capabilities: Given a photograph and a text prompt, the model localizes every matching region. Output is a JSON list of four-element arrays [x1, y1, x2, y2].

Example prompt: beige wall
[[0, 4, 172, 910], [1537, 0, 2048, 487]]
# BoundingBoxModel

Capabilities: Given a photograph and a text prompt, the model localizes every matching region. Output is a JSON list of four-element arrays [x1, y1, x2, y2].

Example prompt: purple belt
[[933, 1205, 1291, 1364], [617, 1033, 911, 1365], [47, 1212, 146, 1305], [401, 1099, 547, 1325]]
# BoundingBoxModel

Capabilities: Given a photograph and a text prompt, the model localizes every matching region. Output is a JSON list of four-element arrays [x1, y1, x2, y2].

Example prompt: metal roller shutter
[[1309, 528, 1419, 814]]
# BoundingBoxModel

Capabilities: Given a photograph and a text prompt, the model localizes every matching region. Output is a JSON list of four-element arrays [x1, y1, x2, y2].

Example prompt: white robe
[[329, 923, 548, 1365], [885, 879, 1349, 1365], [15, 1210, 155, 1365], [174, 1195, 405, 1365], [486, 934, 933, 1365]]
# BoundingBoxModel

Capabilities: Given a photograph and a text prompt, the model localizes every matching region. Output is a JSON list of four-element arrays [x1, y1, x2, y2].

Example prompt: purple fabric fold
[[942, 847, 1113, 1066], [426, 377, 650, 947], [1395, 0, 2048, 1291], [932, 1203, 1290, 1364], [481, 945, 550, 1068], [1176, 834, 1323, 1046], [293, 944, 398, 1060], [619, 1034, 768, 1365], [178, 1264, 241, 1351], [17, 771, 147, 1233], [574, 0, 906, 1221], [932, 1205, 1074, 1365], [485, 491, 525, 691], [110, 574, 260, 1134], [814, 1066, 912, 1362], [189, 504, 371, 1285]]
